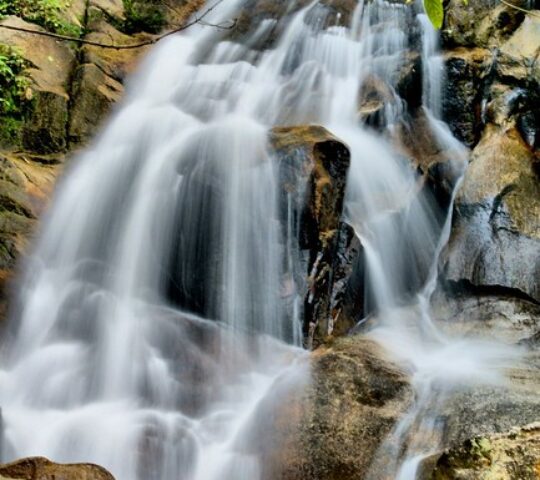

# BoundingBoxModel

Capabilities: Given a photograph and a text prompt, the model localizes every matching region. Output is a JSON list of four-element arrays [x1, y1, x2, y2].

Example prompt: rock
[[68, 64, 123, 145], [329, 222, 364, 336], [442, 125, 540, 303], [259, 336, 414, 480], [0, 152, 61, 314], [0, 457, 115, 479], [81, 20, 151, 83], [423, 423, 540, 480], [0, 16, 76, 153], [89, 0, 126, 23], [442, 48, 492, 147], [497, 14, 540, 84], [358, 74, 397, 129], [442, 0, 529, 49], [393, 51, 423, 109], [270, 125, 350, 347]]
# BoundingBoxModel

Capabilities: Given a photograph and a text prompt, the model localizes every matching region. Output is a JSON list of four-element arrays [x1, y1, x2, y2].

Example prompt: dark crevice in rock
[[441, 278, 540, 307]]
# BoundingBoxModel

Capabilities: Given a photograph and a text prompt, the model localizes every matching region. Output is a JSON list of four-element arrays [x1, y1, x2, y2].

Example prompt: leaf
[[423, 0, 444, 29]]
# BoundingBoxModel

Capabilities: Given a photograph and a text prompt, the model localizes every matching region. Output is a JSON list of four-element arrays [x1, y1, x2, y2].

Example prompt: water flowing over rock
[[0, 0, 538, 478], [260, 337, 414, 480], [270, 126, 351, 346]]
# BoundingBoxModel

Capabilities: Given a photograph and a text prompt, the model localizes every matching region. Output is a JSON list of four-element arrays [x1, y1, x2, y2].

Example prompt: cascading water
[[0, 0, 523, 479]]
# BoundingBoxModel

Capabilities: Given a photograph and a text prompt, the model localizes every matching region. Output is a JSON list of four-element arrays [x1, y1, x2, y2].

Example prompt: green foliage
[[0, 45, 30, 147], [123, 0, 166, 34], [423, 0, 444, 29], [0, 45, 30, 116], [0, 0, 82, 37]]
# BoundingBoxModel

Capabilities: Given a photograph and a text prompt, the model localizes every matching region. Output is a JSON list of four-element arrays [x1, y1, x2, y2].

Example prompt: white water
[[0, 0, 521, 479]]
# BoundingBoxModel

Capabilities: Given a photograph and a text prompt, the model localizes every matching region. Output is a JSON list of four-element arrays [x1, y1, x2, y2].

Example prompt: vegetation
[[0, 44, 31, 146], [122, 0, 166, 34], [0, 0, 81, 37]]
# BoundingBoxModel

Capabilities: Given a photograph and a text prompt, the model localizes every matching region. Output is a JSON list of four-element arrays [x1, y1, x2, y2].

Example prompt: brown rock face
[[0, 16, 76, 154], [423, 423, 540, 480], [442, 125, 540, 303], [260, 337, 413, 480], [270, 126, 352, 347], [0, 457, 115, 480]]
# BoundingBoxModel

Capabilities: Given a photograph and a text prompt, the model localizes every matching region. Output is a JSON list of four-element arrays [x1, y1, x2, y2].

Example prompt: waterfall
[[0, 0, 522, 479]]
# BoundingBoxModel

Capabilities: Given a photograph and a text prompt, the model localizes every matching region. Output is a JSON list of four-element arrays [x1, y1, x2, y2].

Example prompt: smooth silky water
[[0, 1, 521, 479]]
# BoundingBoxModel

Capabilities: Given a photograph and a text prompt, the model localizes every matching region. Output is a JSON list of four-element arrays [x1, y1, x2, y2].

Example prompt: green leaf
[[423, 0, 444, 29]]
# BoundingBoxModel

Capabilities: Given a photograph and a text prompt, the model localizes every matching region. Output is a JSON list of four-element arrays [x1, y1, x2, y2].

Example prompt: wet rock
[[260, 336, 414, 480], [442, 125, 540, 303], [442, 48, 492, 147], [358, 74, 396, 129], [0, 152, 61, 315], [0, 457, 115, 479], [68, 64, 123, 145], [329, 222, 364, 336], [393, 51, 423, 109], [423, 423, 540, 480], [270, 125, 351, 347]]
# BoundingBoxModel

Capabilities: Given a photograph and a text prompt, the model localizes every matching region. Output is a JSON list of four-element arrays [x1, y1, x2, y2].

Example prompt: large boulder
[[259, 336, 414, 480], [441, 125, 540, 304], [270, 125, 351, 347], [423, 423, 540, 480], [0, 457, 115, 480]]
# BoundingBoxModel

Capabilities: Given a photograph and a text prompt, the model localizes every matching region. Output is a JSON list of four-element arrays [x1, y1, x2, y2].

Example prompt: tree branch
[[0, 0, 235, 50], [499, 0, 540, 19]]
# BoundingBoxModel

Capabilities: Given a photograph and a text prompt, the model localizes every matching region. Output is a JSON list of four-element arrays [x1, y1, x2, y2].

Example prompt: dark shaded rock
[[22, 91, 69, 154], [329, 222, 364, 336], [393, 51, 423, 109], [442, 125, 540, 303], [358, 74, 396, 129], [260, 337, 414, 480], [0, 457, 115, 479], [442, 48, 493, 147], [270, 125, 350, 347]]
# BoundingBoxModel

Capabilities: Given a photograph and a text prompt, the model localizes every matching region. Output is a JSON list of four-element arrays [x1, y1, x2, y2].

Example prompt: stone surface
[[0, 16, 76, 153], [442, 0, 529, 49], [259, 336, 414, 480], [270, 125, 351, 347], [442, 125, 540, 303], [424, 423, 540, 480], [442, 48, 492, 147], [68, 64, 123, 145], [0, 457, 115, 480]]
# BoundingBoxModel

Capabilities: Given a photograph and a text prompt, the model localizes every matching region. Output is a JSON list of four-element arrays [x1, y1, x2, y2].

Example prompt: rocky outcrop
[[423, 423, 540, 480], [0, 16, 77, 154], [0, 151, 61, 318], [442, 125, 540, 303], [0, 0, 205, 319], [0, 457, 115, 480], [259, 336, 414, 480], [270, 126, 352, 347], [436, 4, 540, 345]]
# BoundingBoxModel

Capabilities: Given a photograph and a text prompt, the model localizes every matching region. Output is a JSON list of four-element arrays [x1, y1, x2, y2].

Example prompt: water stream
[[0, 1, 521, 479]]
